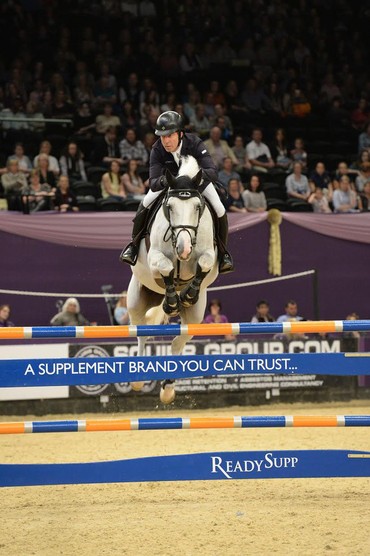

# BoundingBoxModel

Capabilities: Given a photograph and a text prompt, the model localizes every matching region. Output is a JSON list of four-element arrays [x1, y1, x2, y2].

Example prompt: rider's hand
[[160, 175, 169, 189]]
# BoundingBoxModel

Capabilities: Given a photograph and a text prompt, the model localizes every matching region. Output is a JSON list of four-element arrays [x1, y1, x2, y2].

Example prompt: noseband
[[163, 189, 206, 248]]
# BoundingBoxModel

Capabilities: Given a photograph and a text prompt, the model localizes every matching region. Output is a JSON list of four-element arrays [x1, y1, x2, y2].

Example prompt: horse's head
[[163, 162, 205, 261]]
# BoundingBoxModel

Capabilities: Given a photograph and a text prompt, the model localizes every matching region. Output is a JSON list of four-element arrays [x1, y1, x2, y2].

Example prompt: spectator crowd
[[1, 0, 370, 214]]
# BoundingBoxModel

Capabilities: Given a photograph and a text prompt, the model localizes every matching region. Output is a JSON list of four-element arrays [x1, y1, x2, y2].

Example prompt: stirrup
[[119, 243, 138, 266], [219, 253, 234, 274]]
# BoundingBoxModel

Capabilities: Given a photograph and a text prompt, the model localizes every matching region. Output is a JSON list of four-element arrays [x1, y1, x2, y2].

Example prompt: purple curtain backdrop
[[1, 212, 369, 326]]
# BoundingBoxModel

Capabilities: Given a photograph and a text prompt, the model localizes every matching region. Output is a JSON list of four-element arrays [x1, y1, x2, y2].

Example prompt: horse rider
[[119, 110, 234, 274]]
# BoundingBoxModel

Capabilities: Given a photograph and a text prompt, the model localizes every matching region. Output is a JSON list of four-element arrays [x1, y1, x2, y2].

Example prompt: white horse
[[127, 156, 219, 403]]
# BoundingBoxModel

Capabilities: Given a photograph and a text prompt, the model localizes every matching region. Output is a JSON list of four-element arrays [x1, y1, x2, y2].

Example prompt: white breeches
[[202, 183, 225, 217], [144, 183, 225, 217]]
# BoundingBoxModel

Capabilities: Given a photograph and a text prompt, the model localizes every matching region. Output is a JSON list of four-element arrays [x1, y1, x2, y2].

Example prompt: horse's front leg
[[180, 264, 209, 308], [148, 249, 180, 317]]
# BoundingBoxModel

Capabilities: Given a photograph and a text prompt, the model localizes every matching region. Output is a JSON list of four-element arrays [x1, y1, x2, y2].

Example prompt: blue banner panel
[[0, 353, 369, 388], [1, 450, 369, 487]]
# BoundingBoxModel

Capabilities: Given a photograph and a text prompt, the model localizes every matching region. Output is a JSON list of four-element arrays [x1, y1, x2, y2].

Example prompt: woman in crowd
[[0, 304, 14, 327], [59, 142, 87, 183], [7, 143, 32, 174], [22, 170, 54, 213], [50, 298, 90, 326], [121, 159, 146, 197], [203, 298, 235, 341], [242, 174, 267, 212], [309, 161, 333, 199], [224, 178, 247, 213], [101, 160, 126, 199], [270, 128, 292, 171], [36, 153, 57, 189], [114, 291, 130, 325], [54, 175, 79, 212]]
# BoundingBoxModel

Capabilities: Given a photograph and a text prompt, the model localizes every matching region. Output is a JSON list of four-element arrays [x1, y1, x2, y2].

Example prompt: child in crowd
[[251, 300, 275, 323], [308, 188, 332, 213]]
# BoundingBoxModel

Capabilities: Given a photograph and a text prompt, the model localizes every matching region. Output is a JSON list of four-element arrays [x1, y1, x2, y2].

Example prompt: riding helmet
[[155, 111, 183, 136]]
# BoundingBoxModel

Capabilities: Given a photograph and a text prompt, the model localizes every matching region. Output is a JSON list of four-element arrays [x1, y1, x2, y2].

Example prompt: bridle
[[162, 189, 206, 249]]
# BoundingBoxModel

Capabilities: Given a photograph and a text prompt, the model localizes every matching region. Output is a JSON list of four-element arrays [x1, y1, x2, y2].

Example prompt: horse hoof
[[130, 381, 145, 391], [163, 300, 180, 317], [160, 382, 176, 404]]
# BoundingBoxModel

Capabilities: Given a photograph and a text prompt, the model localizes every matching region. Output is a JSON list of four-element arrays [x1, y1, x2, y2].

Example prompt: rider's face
[[161, 131, 182, 152]]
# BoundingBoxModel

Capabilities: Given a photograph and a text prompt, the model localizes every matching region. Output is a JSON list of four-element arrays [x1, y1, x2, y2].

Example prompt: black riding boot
[[217, 213, 234, 274], [119, 202, 150, 266]]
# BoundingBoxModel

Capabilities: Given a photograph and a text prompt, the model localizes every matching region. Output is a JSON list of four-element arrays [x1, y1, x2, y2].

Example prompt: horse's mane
[[177, 156, 200, 180]]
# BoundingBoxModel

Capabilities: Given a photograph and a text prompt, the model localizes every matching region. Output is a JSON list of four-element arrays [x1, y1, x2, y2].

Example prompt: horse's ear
[[193, 170, 203, 188], [165, 169, 176, 188]]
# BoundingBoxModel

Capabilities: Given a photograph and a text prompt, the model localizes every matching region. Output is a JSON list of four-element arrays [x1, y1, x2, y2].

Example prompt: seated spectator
[[277, 300, 304, 322], [242, 174, 267, 213], [290, 137, 307, 169], [114, 291, 130, 325], [0, 304, 14, 327], [1, 159, 27, 211], [241, 78, 270, 114], [121, 159, 146, 197], [246, 128, 275, 173], [351, 98, 369, 131], [95, 102, 121, 135], [189, 103, 211, 138], [355, 162, 370, 192], [54, 175, 79, 212], [224, 178, 247, 213], [179, 41, 202, 74], [120, 100, 139, 131], [251, 300, 275, 323], [6, 143, 32, 175], [358, 122, 370, 153], [333, 161, 358, 189], [276, 299, 305, 340], [285, 162, 311, 201], [343, 312, 361, 339], [360, 181, 370, 211], [92, 76, 117, 109], [291, 88, 311, 118], [22, 170, 54, 213], [218, 157, 241, 189], [308, 188, 332, 213], [265, 82, 284, 118], [203, 298, 235, 341], [59, 142, 87, 183], [271, 128, 292, 172], [33, 141, 60, 175], [204, 126, 237, 170], [35, 154, 57, 189], [0, 96, 28, 131], [73, 102, 96, 137], [50, 297, 91, 326], [119, 128, 148, 166], [332, 176, 359, 213], [309, 162, 333, 199], [232, 135, 252, 174], [101, 160, 126, 199], [51, 90, 74, 119], [211, 104, 234, 138], [350, 149, 370, 171], [92, 127, 122, 167]]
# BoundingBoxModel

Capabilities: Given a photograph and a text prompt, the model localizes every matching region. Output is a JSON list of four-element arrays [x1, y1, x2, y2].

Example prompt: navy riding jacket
[[149, 133, 218, 193]]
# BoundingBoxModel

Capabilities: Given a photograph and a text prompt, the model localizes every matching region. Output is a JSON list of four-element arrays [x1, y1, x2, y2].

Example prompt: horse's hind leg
[[160, 292, 208, 405], [127, 277, 164, 391]]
